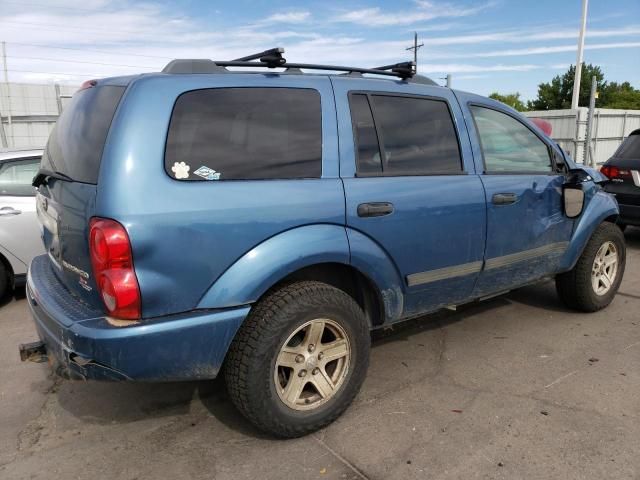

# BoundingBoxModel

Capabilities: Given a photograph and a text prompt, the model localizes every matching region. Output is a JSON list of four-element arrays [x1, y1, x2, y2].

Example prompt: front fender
[[559, 185, 619, 271], [197, 224, 350, 309]]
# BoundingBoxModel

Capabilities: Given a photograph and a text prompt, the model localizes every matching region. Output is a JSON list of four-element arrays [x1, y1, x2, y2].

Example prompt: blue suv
[[21, 49, 625, 437]]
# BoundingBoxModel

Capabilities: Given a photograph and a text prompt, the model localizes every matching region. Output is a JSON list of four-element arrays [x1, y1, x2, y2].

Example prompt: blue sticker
[[194, 166, 221, 180]]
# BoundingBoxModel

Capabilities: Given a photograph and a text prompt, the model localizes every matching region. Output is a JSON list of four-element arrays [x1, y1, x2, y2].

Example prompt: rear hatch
[[36, 83, 126, 311], [602, 132, 640, 206]]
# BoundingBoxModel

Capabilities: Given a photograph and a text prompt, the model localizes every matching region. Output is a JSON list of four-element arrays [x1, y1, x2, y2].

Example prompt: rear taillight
[[601, 165, 631, 179], [78, 79, 97, 91], [89, 218, 141, 319]]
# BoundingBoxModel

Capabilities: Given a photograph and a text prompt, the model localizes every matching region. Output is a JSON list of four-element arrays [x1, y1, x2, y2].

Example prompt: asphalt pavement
[[1, 228, 639, 480]]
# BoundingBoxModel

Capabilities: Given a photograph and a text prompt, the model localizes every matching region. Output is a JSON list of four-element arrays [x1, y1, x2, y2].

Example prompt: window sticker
[[193, 166, 222, 180], [171, 161, 190, 179]]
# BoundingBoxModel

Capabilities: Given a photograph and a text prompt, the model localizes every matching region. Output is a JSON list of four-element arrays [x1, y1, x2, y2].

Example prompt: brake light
[[601, 165, 631, 179], [78, 79, 97, 91], [89, 218, 141, 319]]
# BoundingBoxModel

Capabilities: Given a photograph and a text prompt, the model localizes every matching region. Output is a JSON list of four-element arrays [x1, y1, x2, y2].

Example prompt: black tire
[[224, 281, 370, 438], [556, 222, 626, 312], [0, 262, 8, 299]]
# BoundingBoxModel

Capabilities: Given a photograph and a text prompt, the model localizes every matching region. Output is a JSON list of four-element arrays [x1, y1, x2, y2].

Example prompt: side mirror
[[563, 185, 585, 218]]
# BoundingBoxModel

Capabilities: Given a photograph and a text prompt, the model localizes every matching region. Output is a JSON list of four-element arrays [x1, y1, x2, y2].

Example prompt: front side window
[[0, 158, 40, 196], [165, 87, 322, 180], [350, 93, 462, 175], [470, 106, 552, 173]]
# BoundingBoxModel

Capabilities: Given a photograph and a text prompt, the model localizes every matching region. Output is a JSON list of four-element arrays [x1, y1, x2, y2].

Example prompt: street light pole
[[571, 0, 588, 109]]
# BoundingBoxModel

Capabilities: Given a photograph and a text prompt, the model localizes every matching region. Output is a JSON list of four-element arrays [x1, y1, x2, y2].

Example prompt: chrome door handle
[[492, 193, 518, 205], [0, 207, 22, 216]]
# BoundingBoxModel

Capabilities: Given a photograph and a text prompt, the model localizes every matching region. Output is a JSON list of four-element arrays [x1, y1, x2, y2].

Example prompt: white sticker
[[171, 161, 190, 179], [193, 166, 222, 180]]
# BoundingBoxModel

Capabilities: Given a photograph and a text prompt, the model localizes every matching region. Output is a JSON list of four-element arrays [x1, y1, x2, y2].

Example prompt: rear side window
[[42, 86, 125, 184], [470, 106, 552, 173], [0, 157, 40, 196], [165, 88, 322, 180], [350, 93, 462, 175], [614, 133, 640, 160]]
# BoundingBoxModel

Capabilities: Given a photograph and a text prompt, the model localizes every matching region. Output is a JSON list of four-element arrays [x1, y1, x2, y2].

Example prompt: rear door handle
[[0, 207, 21, 216], [492, 193, 518, 205], [357, 202, 394, 217]]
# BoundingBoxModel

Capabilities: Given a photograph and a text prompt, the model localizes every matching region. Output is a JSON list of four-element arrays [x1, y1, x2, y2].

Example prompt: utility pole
[[406, 32, 424, 66], [571, 0, 588, 109], [1, 42, 13, 148]]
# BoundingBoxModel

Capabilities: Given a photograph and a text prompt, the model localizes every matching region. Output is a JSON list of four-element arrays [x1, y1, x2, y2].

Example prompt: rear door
[[460, 100, 574, 296], [0, 156, 43, 268], [332, 78, 486, 318], [37, 84, 125, 309]]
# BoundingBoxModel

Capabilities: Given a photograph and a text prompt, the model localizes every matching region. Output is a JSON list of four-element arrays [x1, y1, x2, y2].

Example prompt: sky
[[0, 0, 639, 101]]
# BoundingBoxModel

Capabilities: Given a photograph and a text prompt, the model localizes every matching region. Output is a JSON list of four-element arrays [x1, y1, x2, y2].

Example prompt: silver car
[[0, 149, 44, 298]]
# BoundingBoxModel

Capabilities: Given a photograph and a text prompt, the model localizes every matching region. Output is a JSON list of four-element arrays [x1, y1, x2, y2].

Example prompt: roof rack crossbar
[[163, 48, 420, 80], [373, 61, 416, 79], [212, 61, 411, 78], [232, 47, 286, 67]]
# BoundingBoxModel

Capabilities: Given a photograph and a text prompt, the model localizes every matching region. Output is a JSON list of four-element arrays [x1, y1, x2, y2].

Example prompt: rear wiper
[[32, 168, 73, 188]]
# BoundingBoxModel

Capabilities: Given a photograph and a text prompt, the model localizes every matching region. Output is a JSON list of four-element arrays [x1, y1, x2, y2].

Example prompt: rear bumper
[[25, 255, 249, 381]]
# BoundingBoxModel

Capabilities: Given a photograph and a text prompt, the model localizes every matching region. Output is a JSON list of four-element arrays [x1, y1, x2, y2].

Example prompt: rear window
[[42, 85, 125, 184], [165, 87, 322, 180], [0, 157, 40, 196], [614, 133, 640, 160], [349, 93, 462, 175]]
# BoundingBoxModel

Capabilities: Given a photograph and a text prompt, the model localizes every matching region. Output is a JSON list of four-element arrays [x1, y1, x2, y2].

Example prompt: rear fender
[[197, 224, 350, 309], [559, 184, 619, 271], [346, 228, 405, 322]]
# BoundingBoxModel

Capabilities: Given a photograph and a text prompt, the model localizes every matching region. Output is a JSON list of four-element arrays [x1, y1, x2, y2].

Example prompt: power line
[[7, 55, 159, 70], [6, 68, 119, 78], [0, 21, 166, 38], [0, 1, 101, 12], [6, 42, 173, 60]]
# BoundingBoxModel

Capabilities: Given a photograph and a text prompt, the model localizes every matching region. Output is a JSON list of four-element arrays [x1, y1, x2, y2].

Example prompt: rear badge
[[79, 277, 92, 292], [194, 166, 221, 180], [171, 161, 190, 179]]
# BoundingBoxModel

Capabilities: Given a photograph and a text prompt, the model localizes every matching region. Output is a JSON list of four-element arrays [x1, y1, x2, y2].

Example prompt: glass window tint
[[350, 94, 382, 174], [371, 95, 462, 174], [42, 86, 125, 184], [470, 106, 552, 173], [165, 88, 322, 180], [614, 133, 640, 160], [0, 158, 40, 196]]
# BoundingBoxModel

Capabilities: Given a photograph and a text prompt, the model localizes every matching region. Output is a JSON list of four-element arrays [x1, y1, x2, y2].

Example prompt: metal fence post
[[584, 76, 597, 167]]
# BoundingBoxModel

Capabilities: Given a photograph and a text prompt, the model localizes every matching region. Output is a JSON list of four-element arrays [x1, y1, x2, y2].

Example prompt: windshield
[[614, 133, 640, 160]]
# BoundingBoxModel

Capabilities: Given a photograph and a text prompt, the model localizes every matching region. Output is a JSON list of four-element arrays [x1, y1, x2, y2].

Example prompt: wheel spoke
[[283, 375, 306, 405], [603, 254, 617, 268], [320, 339, 349, 363], [277, 347, 301, 368], [592, 274, 601, 292], [601, 273, 612, 289], [311, 369, 335, 399], [304, 320, 325, 350]]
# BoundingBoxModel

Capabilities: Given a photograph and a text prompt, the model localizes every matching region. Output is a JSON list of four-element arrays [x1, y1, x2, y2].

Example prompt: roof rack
[[162, 47, 422, 81]]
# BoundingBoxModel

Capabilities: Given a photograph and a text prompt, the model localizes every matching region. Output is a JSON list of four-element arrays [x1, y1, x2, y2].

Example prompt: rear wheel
[[556, 222, 626, 312], [224, 281, 370, 438], [0, 262, 9, 299]]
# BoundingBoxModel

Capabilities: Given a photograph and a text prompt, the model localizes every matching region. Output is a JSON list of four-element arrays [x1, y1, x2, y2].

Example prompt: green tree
[[527, 64, 605, 110], [599, 82, 640, 110], [489, 92, 527, 111]]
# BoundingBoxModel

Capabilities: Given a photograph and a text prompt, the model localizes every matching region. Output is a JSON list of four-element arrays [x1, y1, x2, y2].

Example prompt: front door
[[462, 102, 574, 296], [332, 78, 486, 319]]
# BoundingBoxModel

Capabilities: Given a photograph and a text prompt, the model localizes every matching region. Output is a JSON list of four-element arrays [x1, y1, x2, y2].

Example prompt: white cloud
[[262, 11, 311, 24], [332, 0, 495, 27]]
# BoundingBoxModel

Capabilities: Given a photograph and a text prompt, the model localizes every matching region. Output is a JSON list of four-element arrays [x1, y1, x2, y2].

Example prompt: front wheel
[[224, 281, 370, 438], [556, 222, 626, 312]]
